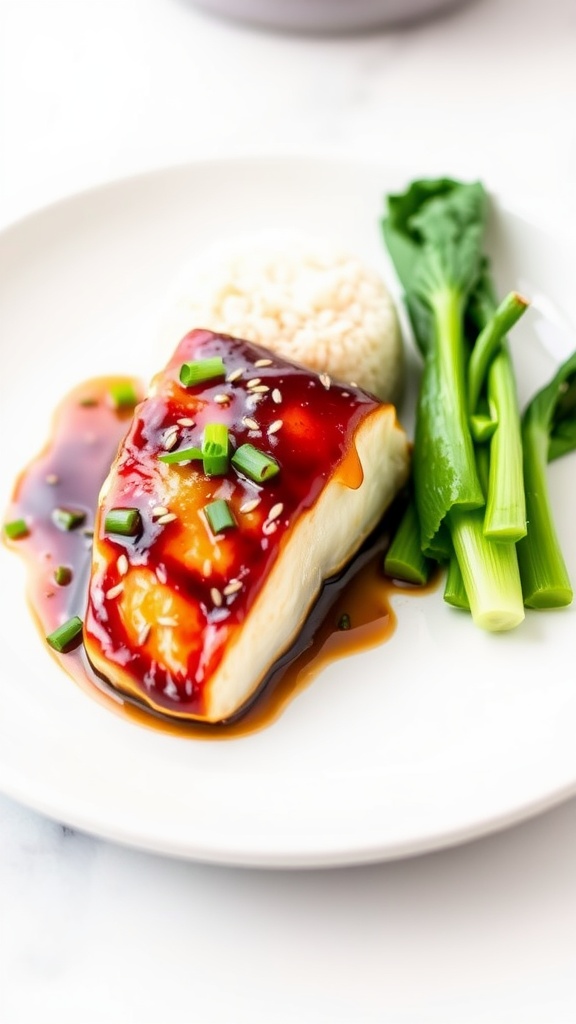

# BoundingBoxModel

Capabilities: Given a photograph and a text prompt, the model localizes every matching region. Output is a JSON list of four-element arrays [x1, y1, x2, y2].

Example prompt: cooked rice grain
[[159, 233, 405, 405]]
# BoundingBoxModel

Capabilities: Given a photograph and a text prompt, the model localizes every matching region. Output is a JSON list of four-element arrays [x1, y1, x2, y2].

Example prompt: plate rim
[[1, 152, 575, 867]]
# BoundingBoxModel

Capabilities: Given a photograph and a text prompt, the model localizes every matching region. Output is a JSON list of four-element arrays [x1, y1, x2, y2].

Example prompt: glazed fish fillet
[[84, 329, 410, 722]]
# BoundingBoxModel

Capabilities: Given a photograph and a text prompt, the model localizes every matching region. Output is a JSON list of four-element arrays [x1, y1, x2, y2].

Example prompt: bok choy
[[382, 176, 574, 630]]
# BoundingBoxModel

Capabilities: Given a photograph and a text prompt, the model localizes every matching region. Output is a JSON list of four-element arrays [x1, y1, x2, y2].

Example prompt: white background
[[1, 0, 576, 1021]]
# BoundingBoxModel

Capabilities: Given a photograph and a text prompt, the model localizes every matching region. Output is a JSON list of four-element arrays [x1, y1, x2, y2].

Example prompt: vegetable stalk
[[517, 350, 576, 607], [383, 177, 526, 630]]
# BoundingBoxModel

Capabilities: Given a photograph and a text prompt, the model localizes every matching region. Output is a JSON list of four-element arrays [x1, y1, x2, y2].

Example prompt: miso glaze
[[83, 329, 390, 719], [4, 367, 432, 739]]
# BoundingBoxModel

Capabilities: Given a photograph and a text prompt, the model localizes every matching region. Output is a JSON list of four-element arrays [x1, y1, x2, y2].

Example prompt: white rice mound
[[158, 232, 405, 405]]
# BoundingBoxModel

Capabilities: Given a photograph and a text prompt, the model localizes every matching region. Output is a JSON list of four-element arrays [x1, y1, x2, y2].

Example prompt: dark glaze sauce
[[84, 329, 396, 720], [4, 371, 434, 740]]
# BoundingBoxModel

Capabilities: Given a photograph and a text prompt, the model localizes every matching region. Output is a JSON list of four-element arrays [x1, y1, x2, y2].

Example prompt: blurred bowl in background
[[189, 0, 474, 33]]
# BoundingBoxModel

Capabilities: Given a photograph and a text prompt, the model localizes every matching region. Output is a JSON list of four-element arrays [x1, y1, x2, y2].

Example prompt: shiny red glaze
[[84, 329, 382, 718]]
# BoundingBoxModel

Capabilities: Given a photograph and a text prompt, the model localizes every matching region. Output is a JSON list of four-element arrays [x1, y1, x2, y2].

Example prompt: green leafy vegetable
[[383, 175, 575, 627], [384, 496, 434, 586], [517, 350, 576, 607], [383, 177, 526, 630]]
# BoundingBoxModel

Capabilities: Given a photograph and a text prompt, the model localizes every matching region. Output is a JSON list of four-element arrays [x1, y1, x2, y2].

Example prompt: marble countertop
[[1, 1, 576, 1021]]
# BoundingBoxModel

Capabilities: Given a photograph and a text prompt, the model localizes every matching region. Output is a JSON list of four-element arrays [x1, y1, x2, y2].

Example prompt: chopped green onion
[[46, 615, 83, 652], [3, 518, 29, 540], [51, 507, 86, 531], [179, 357, 226, 388], [338, 613, 351, 630], [157, 424, 230, 475], [109, 380, 139, 410], [158, 446, 203, 464], [202, 423, 229, 476], [231, 443, 280, 483], [54, 565, 73, 586], [104, 507, 142, 536], [204, 499, 236, 535]]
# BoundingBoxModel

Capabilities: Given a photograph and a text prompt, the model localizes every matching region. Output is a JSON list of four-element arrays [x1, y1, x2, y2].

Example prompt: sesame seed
[[106, 582, 124, 600], [137, 624, 151, 646], [272, 388, 282, 404], [214, 393, 230, 405], [223, 579, 243, 596], [156, 565, 167, 584], [163, 428, 179, 450], [268, 502, 284, 522], [157, 512, 178, 525], [45, 473, 59, 485], [202, 558, 212, 577], [262, 520, 278, 536], [268, 419, 283, 434], [177, 417, 195, 427], [242, 416, 259, 431], [246, 378, 261, 389], [319, 373, 331, 390], [117, 554, 129, 576], [254, 358, 273, 367], [239, 497, 261, 514], [152, 505, 169, 518], [157, 616, 178, 627], [210, 587, 223, 607], [251, 385, 270, 394], [226, 367, 244, 383], [350, 380, 358, 387]]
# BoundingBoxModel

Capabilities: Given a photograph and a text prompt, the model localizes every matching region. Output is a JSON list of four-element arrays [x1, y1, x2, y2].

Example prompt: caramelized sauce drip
[[4, 373, 434, 739]]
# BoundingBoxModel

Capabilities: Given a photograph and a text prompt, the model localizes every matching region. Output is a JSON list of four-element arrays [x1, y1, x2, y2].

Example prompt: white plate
[[0, 156, 575, 868]]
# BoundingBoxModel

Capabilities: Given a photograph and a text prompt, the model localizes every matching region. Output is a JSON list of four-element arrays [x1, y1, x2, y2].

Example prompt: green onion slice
[[158, 446, 203, 465], [109, 380, 139, 410], [179, 357, 226, 388], [54, 565, 73, 586], [202, 423, 229, 476], [46, 615, 83, 653], [231, 443, 280, 483], [104, 507, 142, 536], [3, 518, 29, 540], [51, 507, 86, 531], [204, 499, 237, 535]]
